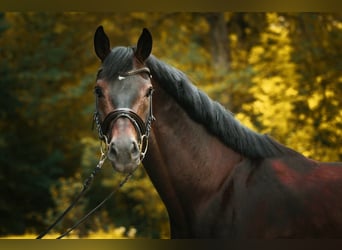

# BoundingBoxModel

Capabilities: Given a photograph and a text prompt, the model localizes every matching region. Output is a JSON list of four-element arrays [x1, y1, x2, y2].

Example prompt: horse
[[92, 26, 342, 238]]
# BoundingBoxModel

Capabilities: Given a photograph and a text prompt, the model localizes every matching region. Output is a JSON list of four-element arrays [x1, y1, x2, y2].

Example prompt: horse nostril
[[110, 142, 118, 157], [131, 141, 140, 158]]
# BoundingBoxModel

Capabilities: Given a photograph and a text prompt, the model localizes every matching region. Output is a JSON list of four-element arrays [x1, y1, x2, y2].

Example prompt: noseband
[[93, 67, 155, 161]]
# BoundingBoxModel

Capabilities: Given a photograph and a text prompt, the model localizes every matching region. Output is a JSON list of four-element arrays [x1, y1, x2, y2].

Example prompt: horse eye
[[145, 87, 154, 98], [141, 72, 151, 80], [94, 86, 104, 97]]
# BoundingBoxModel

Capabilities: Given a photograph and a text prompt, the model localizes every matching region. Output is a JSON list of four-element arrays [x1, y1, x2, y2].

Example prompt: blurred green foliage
[[0, 12, 341, 238]]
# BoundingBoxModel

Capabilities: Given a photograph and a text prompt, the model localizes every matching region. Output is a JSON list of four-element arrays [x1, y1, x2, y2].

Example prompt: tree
[[0, 12, 101, 234], [286, 13, 342, 161]]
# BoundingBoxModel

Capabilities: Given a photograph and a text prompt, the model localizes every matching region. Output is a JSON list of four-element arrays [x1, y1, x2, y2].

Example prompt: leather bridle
[[93, 66, 155, 161]]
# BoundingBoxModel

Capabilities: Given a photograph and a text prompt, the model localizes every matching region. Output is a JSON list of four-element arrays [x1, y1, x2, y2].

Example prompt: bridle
[[93, 66, 155, 161], [36, 66, 155, 239]]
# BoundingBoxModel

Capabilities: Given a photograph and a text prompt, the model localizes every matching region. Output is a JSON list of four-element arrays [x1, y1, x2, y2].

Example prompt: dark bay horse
[[92, 26, 342, 238]]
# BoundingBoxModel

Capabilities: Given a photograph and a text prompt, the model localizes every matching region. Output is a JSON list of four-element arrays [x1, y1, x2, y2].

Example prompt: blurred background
[[0, 12, 341, 238]]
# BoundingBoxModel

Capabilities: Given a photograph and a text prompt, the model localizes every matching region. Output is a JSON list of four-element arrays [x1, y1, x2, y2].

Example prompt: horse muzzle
[[107, 135, 141, 173]]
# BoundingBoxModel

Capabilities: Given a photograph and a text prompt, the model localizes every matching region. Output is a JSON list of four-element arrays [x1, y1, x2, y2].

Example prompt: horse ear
[[135, 28, 152, 63], [94, 26, 111, 62]]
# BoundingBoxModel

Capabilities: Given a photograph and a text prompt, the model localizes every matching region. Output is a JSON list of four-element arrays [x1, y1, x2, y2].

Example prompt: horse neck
[[143, 83, 244, 236]]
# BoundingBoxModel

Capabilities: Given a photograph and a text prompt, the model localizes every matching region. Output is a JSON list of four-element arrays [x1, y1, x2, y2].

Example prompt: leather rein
[[36, 67, 154, 239]]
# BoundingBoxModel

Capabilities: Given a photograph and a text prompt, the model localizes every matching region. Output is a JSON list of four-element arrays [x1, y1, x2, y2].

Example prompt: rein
[[36, 66, 154, 239], [36, 142, 112, 239], [36, 142, 134, 239]]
